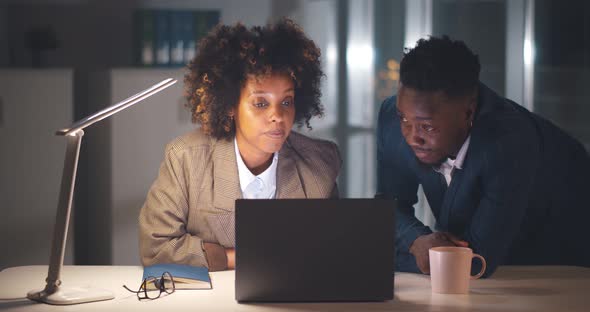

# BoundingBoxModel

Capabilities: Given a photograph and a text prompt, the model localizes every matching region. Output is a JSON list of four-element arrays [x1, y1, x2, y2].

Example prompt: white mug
[[429, 246, 486, 294]]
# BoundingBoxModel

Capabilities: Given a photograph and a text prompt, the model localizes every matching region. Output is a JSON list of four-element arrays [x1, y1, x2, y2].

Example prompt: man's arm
[[463, 128, 539, 277]]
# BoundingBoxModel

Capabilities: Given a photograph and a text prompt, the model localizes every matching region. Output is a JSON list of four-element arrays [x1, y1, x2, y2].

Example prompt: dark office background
[[1, 0, 588, 269]]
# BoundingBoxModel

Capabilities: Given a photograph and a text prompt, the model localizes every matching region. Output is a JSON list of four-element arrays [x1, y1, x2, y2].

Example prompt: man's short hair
[[400, 36, 480, 97]]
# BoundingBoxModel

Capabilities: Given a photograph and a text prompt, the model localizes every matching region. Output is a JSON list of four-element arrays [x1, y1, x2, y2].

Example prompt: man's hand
[[409, 232, 469, 274]]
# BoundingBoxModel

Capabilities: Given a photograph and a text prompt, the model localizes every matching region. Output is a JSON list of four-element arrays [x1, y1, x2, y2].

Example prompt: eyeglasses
[[123, 271, 176, 300]]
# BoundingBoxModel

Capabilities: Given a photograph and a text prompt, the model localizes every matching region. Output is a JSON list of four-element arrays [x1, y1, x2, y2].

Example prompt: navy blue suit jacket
[[377, 83, 590, 276]]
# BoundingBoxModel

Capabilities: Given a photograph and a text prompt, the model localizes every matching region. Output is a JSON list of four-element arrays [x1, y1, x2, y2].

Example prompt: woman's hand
[[202, 242, 228, 271], [202, 242, 235, 271], [226, 248, 235, 269]]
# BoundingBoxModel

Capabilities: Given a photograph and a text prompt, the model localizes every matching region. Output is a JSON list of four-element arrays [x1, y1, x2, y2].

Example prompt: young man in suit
[[376, 36, 590, 277]]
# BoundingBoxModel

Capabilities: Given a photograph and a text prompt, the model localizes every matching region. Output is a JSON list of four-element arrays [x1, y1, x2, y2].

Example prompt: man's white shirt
[[433, 135, 471, 186]]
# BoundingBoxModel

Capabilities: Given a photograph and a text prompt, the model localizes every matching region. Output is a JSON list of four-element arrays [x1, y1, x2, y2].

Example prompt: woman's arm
[[201, 243, 234, 271], [138, 143, 209, 267]]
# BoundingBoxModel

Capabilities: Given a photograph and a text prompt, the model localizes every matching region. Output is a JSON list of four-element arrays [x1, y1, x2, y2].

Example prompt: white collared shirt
[[234, 138, 278, 199], [433, 135, 471, 186]]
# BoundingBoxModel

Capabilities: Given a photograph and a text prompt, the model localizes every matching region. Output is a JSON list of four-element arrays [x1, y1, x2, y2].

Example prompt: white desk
[[0, 265, 589, 311]]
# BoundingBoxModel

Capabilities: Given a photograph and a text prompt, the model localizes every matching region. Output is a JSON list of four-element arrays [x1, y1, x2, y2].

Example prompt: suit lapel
[[212, 138, 241, 211], [275, 139, 306, 199], [421, 172, 445, 222], [439, 168, 465, 231]]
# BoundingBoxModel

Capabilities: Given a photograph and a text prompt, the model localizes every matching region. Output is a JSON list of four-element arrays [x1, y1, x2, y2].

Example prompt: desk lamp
[[27, 78, 177, 305]]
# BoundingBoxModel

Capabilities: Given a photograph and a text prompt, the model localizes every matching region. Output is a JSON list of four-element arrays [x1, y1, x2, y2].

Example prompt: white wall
[[109, 69, 194, 265], [86, 69, 199, 265], [0, 69, 75, 270]]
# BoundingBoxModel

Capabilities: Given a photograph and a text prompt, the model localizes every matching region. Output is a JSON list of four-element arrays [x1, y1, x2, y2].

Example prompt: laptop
[[235, 198, 395, 302]]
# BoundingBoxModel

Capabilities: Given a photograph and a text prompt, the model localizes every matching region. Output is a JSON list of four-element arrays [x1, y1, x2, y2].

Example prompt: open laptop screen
[[235, 198, 395, 302]]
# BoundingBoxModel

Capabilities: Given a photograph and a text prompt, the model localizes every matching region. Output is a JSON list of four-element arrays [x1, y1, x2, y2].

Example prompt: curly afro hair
[[400, 35, 480, 97], [185, 18, 324, 140]]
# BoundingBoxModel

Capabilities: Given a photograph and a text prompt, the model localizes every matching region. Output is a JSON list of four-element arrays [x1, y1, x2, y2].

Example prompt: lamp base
[[27, 286, 114, 305]]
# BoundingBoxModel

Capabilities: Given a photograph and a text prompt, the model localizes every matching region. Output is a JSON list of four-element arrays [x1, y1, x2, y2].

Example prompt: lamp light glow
[[524, 38, 535, 66], [346, 43, 374, 70]]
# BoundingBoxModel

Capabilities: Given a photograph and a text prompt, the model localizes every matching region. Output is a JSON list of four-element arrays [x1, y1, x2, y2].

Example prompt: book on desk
[[143, 263, 212, 290]]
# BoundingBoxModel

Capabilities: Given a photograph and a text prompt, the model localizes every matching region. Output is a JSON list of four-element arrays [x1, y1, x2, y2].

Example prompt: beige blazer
[[139, 129, 341, 267]]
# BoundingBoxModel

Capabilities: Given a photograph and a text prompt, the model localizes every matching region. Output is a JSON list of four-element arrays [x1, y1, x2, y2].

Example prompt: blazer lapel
[[439, 169, 464, 231], [415, 161, 446, 218], [212, 138, 241, 211], [275, 140, 306, 199]]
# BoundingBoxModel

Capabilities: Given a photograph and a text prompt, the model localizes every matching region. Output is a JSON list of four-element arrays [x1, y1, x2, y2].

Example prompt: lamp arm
[[44, 130, 83, 293], [56, 78, 176, 136]]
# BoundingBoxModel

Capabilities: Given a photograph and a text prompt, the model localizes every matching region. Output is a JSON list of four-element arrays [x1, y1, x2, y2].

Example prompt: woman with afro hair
[[139, 18, 341, 271]]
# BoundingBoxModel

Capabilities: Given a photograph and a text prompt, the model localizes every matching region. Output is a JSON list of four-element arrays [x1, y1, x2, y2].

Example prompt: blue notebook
[[143, 263, 212, 290]]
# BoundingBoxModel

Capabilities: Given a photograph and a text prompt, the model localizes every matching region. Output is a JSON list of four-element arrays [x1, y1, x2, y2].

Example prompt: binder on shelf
[[193, 10, 220, 56], [133, 9, 220, 68], [170, 11, 185, 66], [181, 12, 196, 64], [134, 10, 155, 66], [154, 10, 171, 66]]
